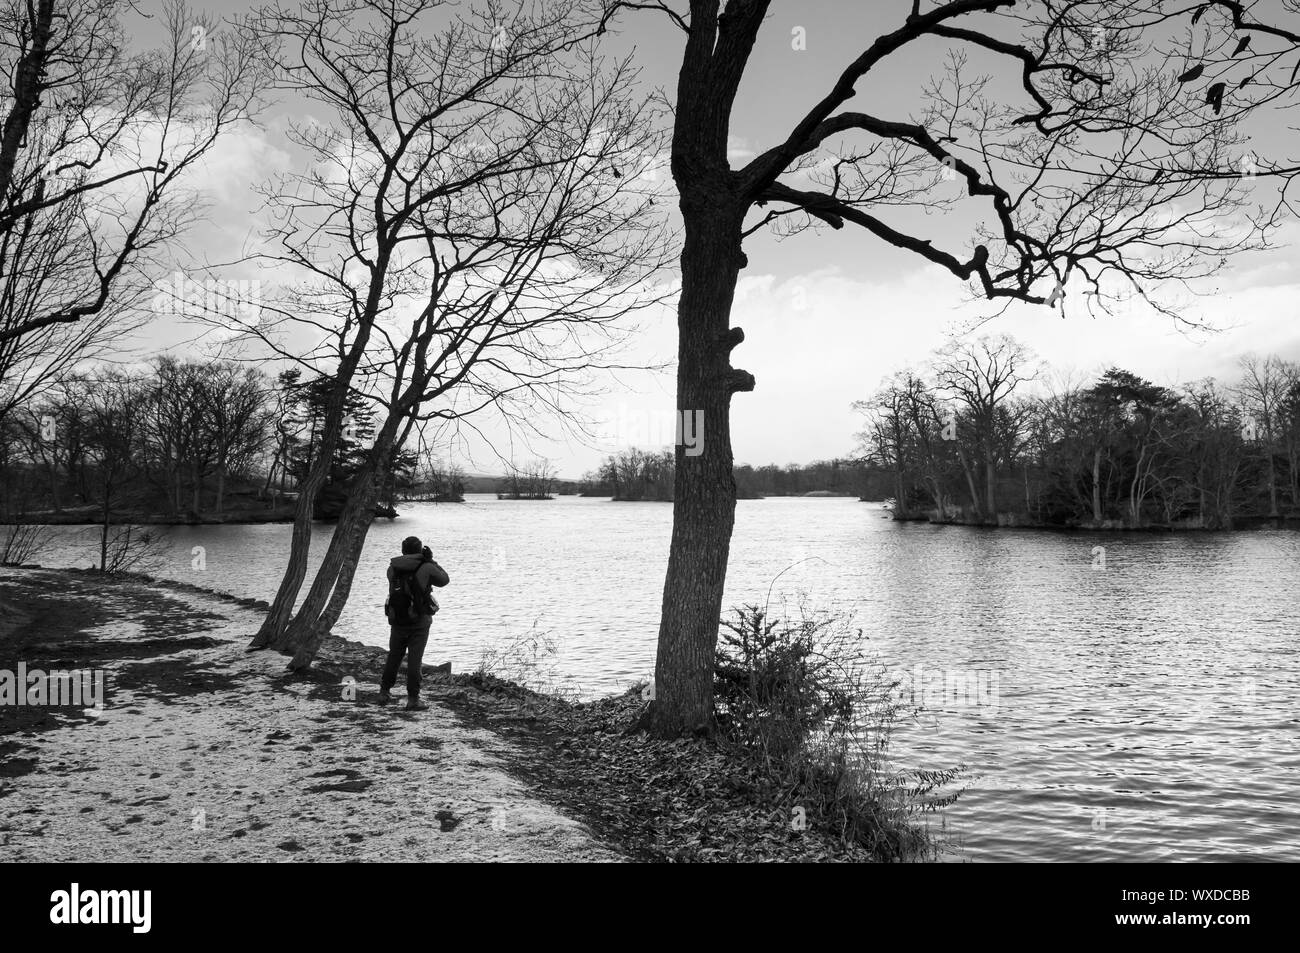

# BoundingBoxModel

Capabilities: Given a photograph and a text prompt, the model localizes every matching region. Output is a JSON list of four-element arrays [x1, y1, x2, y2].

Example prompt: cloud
[[724, 261, 1300, 465]]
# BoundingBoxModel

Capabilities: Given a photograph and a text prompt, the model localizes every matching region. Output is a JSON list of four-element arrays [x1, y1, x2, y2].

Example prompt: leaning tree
[[600, 0, 1272, 735], [227, 0, 672, 658]]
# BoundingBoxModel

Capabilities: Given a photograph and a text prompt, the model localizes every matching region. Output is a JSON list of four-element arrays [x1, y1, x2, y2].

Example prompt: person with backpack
[[380, 535, 449, 710]]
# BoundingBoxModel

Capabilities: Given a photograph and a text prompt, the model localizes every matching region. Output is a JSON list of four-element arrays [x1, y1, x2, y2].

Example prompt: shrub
[[475, 621, 582, 702], [714, 604, 955, 861], [0, 524, 50, 565]]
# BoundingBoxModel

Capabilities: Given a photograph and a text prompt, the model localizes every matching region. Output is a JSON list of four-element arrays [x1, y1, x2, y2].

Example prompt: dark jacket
[[387, 554, 450, 621]]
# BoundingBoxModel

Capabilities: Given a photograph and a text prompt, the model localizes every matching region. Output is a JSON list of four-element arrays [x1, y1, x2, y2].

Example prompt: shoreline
[[0, 564, 617, 862], [0, 497, 467, 527], [879, 509, 1300, 532], [0, 565, 889, 862]]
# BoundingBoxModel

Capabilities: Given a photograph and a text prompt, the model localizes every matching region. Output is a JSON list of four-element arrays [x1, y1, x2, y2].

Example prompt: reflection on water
[[34, 495, 1300, 861]]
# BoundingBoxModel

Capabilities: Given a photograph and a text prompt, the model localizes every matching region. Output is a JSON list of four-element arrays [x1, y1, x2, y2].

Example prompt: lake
[[31, 494, 1300, 862]]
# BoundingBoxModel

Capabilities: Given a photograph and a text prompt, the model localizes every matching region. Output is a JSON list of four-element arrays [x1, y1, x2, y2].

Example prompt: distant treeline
[[576, 448, 867, 501], [0, 360, 464, 524], [858, 337, 1300, 529]]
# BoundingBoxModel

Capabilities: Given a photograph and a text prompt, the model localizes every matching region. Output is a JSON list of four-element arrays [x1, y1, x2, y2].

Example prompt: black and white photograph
[[0, 0, 1295, 914]]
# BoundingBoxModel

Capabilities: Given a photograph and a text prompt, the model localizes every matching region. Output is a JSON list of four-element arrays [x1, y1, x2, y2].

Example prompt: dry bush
[[715, 604, 959, 861]]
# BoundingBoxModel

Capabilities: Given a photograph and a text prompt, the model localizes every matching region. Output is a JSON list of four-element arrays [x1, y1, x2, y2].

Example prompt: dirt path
[[0, 567, 620, 862]]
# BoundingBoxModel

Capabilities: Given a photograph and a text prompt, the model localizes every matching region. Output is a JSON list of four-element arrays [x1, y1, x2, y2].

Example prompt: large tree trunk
[[281, 467, 380, 649], [0, 0, 54, 203], [276, 397, 406, 659], [288, 477, 383, 670], [648, 200, 752, 737], [248, 415, 349, 650], [246, 261, 388, 651]]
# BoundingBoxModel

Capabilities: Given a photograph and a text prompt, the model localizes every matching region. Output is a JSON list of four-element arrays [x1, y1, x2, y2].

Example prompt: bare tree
[[1235, 352, 1291, 518], [227, 0, 671, 663], [201, 363, 274, 515], [0, 0, 264, 421], [933, 335, 1034, 521], [601, 0, 1264, 735], [855, 371, 957, 519], [77, 370, 150, 570], [501, 460, 558, 499]]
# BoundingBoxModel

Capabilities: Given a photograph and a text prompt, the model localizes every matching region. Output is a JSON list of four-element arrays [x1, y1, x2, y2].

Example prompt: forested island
[[856, 337, 1300, 530]]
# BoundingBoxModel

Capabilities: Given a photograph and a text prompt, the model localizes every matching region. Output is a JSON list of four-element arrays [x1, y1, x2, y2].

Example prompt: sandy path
[[0, 569, 620, 862]]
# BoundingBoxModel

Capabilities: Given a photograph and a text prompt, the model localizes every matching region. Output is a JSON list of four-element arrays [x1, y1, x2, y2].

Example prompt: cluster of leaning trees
[[6, 0, 1300, 734]]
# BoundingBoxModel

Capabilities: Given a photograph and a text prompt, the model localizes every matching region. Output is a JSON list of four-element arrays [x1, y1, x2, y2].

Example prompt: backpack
[[385, 561, 438, 625]]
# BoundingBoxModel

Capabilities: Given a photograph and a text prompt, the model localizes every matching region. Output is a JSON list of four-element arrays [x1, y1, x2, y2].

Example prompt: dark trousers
[[380, 619, 432, 698]]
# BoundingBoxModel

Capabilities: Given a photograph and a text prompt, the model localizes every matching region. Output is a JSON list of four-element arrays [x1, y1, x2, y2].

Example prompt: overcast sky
[[126, 0, 1300, 478]]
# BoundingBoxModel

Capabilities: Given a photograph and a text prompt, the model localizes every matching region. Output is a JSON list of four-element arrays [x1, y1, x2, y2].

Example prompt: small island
[[496, 461, 556, 500], [858, 352, 1300, 533]]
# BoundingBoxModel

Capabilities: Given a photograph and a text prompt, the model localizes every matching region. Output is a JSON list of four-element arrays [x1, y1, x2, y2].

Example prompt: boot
[[405, 696, 428, 711], [377, 689, 392, 706]]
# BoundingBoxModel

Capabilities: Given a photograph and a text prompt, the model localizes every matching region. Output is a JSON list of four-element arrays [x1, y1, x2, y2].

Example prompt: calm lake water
[[34, 494, 1300, 862]]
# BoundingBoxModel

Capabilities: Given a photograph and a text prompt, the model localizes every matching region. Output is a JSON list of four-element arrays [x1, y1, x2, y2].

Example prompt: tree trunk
[[1092, 446, 1104, 523], [288, 475, 383, 669], [956, 444, 981, 519], [248, 454, 333, 651], [99, 479, 110, 572], [1130, 444, 1147, 525], [929, 478, 947, 520], [262, 453, 278, 498], [1289, 443, 1299, 509], [1266, 447, 1279, 518], [1198, 465, 1207, 524], [985, 457, 997, 522], [281, 468, 379, 649], [647, 200, 752, 737], [46, 460, 61, 513], [246, 279, 385, 651], [0, 0, 54, 204], [282, 403, 409, 666]]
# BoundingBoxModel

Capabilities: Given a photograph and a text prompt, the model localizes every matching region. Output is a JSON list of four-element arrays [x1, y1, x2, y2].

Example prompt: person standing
[[380, 536, 449, 710]]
